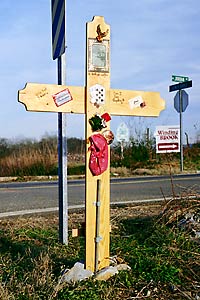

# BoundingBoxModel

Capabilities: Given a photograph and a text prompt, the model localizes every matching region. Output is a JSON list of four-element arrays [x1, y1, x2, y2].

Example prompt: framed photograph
[[88, 38, 110, 73]]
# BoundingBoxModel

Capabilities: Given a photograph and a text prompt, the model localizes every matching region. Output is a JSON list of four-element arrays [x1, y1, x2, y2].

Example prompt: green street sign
[[172, 75, 189, 83]]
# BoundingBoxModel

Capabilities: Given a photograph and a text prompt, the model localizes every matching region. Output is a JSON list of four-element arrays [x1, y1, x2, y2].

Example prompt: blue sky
[[0, 0, 200, 143]]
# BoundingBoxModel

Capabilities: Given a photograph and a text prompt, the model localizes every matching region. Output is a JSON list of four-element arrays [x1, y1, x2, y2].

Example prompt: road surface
[[0, 174, 199, 217]]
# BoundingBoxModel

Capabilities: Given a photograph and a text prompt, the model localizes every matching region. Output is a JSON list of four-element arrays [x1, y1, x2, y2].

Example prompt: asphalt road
[[0, 174, 199, 217]]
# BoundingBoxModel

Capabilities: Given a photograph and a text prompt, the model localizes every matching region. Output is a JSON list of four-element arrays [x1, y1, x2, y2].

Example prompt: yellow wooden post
[[85, 16, 111, 271], [18, 16, 165, 273]]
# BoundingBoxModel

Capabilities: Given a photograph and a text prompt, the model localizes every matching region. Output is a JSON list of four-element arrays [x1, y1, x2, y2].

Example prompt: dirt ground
[[68, 202, 163, 229]]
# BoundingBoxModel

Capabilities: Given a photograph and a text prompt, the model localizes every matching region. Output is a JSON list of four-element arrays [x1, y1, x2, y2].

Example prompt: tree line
[[0, 135, 199, 177]]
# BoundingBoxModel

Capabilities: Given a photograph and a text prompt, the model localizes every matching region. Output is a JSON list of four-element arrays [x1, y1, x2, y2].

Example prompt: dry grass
[[0, 137, 199, 178], [0, 146, 58, 177], [0, 199, 199, 299]]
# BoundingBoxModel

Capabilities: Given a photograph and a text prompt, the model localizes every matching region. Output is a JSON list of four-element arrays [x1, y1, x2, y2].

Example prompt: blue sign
[[174, 90, 189, 113], [169, 80, 192, 92], [51, 0, 65, 60]]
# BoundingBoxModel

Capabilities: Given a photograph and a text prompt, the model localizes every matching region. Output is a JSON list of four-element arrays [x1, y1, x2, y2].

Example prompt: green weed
[[0, 204, 199, 299]]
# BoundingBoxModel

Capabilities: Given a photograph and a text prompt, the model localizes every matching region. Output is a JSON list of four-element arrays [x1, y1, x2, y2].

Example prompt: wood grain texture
[[109, 89, 165, 116], [18, 83, 85, 113], [85, 16, 111, 272]]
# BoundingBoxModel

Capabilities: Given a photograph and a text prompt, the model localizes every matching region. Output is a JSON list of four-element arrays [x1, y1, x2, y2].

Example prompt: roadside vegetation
[[0, 136, 85, 178], [0, 134, 199, 179], [0, 197, 199, 299], [0, 132, 200, 299]]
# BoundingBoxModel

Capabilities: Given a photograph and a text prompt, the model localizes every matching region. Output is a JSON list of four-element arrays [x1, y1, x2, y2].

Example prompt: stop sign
[[174, 90, 189, 113]]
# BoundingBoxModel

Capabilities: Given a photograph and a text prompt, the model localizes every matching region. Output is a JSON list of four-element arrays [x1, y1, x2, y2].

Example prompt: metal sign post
[[169, 77, 192, 173], [179, 90, 183, 172], [51, 0, 68, 244], [57, 54, 68, 244]]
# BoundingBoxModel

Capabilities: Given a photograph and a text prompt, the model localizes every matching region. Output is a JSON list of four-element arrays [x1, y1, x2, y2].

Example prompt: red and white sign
[[155, 125, 180, 153], [52, 88, 73, 107]]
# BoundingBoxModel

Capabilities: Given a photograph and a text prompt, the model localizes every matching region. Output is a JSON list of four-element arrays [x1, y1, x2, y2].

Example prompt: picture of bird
[[96, 24, 109, 42]]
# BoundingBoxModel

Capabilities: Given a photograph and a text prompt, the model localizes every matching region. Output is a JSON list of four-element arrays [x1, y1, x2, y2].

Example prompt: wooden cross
[[18, 16, 165, 272]]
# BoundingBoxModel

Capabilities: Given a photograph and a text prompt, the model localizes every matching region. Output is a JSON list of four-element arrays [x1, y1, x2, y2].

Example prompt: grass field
[[0, 198, 199, 299]]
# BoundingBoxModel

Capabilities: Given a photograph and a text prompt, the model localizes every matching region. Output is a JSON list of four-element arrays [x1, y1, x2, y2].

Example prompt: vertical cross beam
[[85, 16, 111, 271]]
